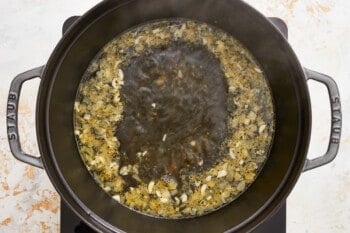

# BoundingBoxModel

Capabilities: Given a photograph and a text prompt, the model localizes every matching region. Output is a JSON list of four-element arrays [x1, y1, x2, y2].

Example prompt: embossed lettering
[[332, 108, 341, 114], [7, 103, 15, 111], [7, 123, 15, 129], [332, 117, 341, 123], [8, 93, 17, 100], [331, 97, 340, 104], [333, 127, 341, 134], [331, 138, 340, 144], [7, 113, 15, 121], [8, 132, 17, 140]]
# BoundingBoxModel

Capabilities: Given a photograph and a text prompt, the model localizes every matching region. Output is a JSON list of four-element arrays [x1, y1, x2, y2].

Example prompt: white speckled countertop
[[0, 0, 349, 232]]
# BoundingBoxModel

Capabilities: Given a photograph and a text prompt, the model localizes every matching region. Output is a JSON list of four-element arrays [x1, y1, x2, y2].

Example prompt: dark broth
[[117, 41, 228, 186]]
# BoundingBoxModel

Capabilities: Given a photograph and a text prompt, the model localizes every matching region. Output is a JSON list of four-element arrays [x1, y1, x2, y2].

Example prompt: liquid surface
[[117, 41, 228, 185], [74, 20, 275, 218]]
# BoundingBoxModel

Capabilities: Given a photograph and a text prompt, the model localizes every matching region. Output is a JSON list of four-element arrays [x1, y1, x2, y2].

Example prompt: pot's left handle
[[7, 66, 45, 169]]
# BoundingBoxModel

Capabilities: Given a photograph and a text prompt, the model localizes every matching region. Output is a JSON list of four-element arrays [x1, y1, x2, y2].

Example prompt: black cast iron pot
[[6, 0, 342, 232]]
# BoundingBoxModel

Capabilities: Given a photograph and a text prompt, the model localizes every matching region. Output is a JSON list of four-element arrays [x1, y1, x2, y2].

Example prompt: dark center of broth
[[116, 41, 229, 184]]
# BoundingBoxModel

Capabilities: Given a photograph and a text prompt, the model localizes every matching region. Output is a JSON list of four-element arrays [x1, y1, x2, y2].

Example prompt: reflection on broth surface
[[74, 19, 275, 218]]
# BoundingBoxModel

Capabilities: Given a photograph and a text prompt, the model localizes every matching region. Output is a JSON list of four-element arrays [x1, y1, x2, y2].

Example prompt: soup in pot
[[74, 19, 275, 218]]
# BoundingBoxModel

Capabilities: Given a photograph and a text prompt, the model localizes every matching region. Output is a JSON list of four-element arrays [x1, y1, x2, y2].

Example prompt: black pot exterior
[[36, 0, 312, 232]]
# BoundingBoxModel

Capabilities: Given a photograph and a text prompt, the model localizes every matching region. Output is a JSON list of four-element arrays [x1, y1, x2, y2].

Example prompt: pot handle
[[7, 66, 45, 169], [303, 68, 342, 172]]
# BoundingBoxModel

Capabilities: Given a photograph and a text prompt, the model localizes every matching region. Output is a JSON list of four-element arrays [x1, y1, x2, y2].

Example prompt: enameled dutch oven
[[6, 0, 342, 232]]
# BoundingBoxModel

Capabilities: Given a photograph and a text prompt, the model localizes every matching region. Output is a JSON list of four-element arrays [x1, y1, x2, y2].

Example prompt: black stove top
[[61, 201, 286, 233], [60, 16, 288, 233]]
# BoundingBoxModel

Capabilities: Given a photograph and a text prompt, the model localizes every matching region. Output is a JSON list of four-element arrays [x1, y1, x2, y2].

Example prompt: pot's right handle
[[303, 68, 342, 172], [7, 66, 45, 169]]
